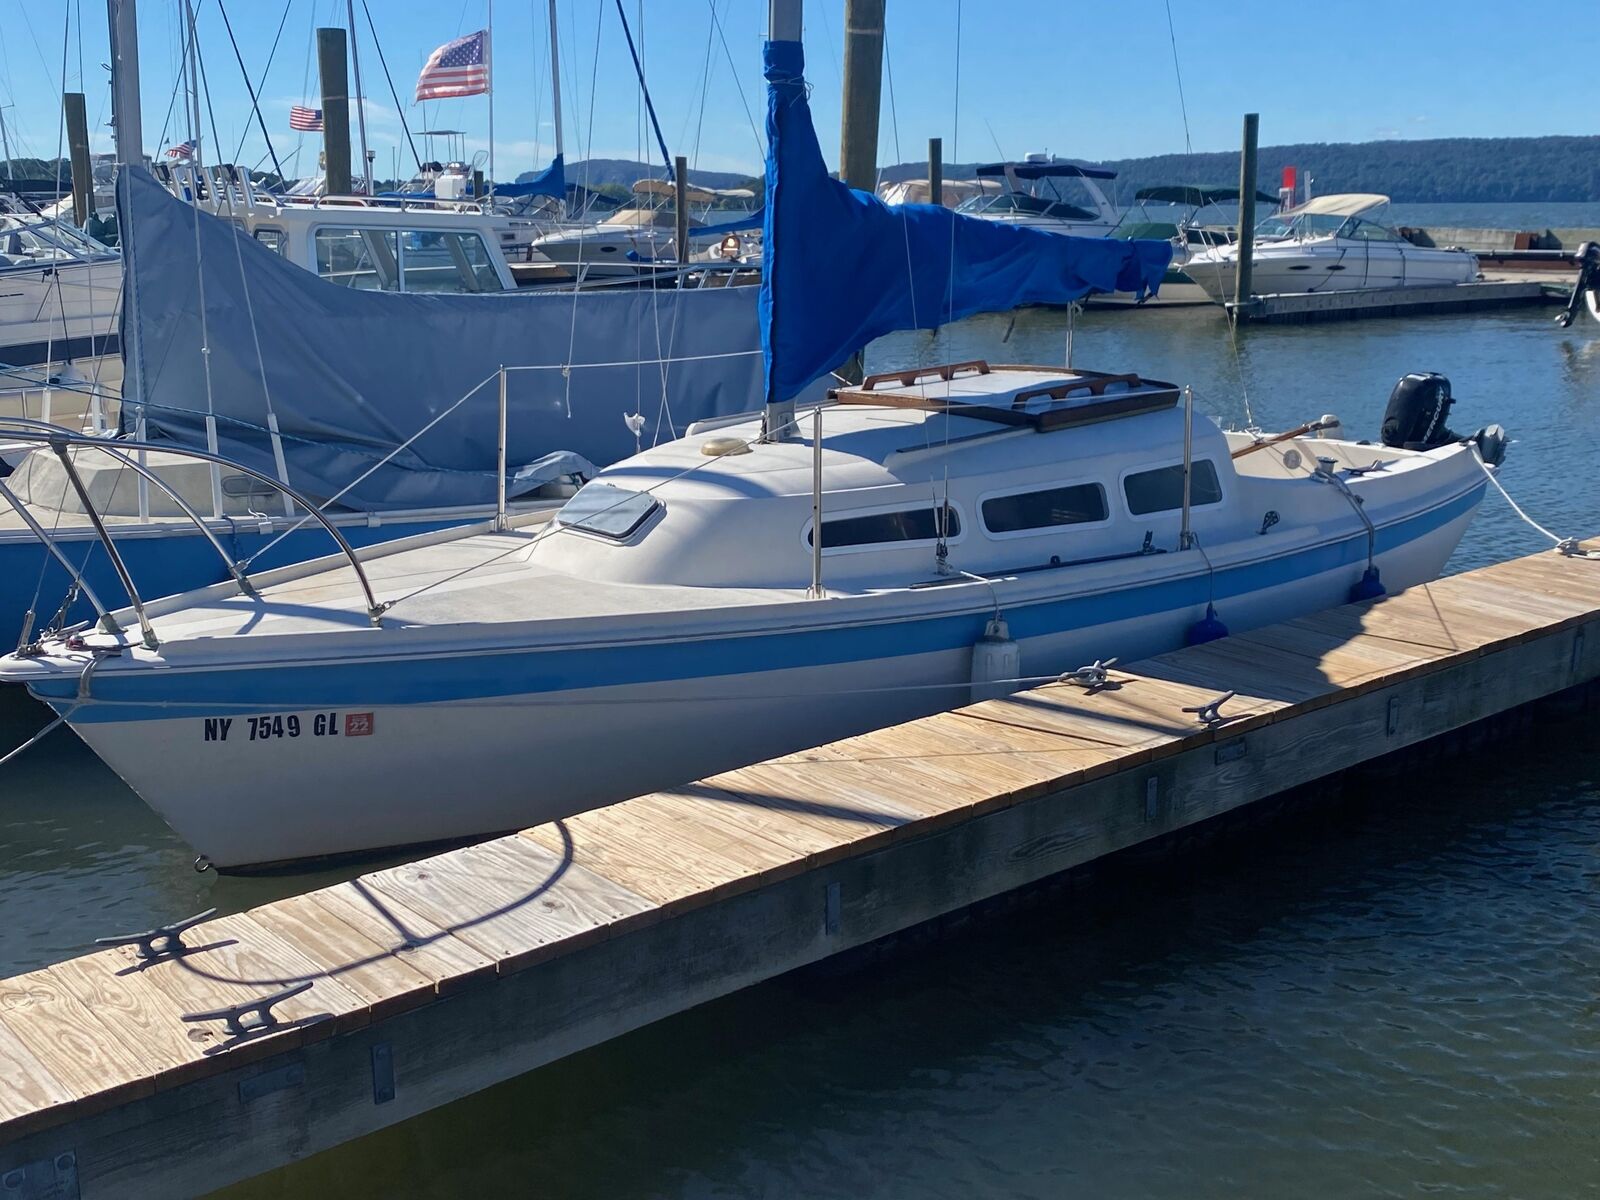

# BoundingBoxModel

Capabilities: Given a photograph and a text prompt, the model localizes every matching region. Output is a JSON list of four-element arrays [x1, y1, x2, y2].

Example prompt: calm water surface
[[2, 299, 1599, 1197]]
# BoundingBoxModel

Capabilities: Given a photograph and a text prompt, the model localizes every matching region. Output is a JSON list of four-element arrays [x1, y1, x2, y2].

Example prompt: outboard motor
[[1555, 241, 1600, 329], [1380, 372, 1507, 467]]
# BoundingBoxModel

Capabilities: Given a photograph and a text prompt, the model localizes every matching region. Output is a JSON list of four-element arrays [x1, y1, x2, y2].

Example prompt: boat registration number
[[202, 712, 375, 742]]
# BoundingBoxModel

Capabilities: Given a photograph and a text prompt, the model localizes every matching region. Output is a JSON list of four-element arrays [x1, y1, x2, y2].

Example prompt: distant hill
[[877, 135, 1600, 204], [520, 158, 757, 192]]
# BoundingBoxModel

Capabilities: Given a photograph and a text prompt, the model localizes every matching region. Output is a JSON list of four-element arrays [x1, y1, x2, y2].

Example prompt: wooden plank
[[361, 838, 654, 972], [0, 970, 155, 1114], [47, 951, 210, 1080], [620, 788, 819, 876], [308, 881, 497, 991], [0, 1014, 74, 1128], [247, 894, 437, 1022], [135, 913, 367, 1051]]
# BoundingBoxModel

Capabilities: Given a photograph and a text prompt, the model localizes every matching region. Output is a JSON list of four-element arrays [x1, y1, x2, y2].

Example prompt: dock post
[[317, 27, 353, 196], [928, 136, 943, 208], [1235, 113, 1260, 312], [839, 0, 886, 191], [64, 93, 94, 226], [674, 154, 689, 264]]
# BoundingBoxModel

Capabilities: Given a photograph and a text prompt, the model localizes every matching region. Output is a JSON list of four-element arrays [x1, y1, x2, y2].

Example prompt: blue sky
[[3, 1, 1596, 182]]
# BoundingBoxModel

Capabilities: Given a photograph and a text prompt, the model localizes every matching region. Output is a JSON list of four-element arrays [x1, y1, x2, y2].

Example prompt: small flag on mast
[[414, 30, 490, 101], [166, 140, 195, 159], [290, 106, 324, 132]]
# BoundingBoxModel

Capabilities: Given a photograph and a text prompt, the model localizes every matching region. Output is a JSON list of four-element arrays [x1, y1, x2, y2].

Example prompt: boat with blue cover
[[0, 23, 1504, 871]]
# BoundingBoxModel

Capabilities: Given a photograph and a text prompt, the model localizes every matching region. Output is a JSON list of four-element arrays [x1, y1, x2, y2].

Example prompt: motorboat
[[0, 203, 122, 434], [955, 156, 1120, 238], [876, 177, 1002, 209], [1091, 184, 1275, 309], [529, 178, 760, 281], [1186, 193, 1480, 303], [0, 27, 1503, 872]]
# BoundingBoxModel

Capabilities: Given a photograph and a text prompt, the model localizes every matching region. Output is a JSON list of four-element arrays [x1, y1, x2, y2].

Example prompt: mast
[[547, 0, 564, 213], [346, 0, 373, 193], [106, 0, 144, 166], [0, 106, 13, 181], [761, 0, 802, 440], [486, 0, 495, 197]]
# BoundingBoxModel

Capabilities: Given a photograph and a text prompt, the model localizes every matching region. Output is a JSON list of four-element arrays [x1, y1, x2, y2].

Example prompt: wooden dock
[[1229, 273, 1569, 324], [2, 544, 1598, 1198]]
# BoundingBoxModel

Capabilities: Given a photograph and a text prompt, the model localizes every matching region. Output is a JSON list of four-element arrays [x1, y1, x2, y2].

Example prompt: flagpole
[[486, 1, 495, 198]]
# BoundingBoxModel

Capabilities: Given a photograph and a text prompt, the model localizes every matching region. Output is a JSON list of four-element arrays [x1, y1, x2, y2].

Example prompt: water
[[4, 299, 1600, 1196], [221, 728, 1600, 1199]]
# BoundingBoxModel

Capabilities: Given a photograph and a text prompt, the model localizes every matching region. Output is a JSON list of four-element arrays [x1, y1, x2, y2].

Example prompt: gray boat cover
[[118, 167, 767, 510]]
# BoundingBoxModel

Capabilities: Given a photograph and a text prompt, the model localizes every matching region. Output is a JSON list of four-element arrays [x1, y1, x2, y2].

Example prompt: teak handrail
[[858, 360, 991, 391]]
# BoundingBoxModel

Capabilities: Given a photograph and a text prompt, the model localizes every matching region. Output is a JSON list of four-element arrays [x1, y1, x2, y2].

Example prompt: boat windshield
[[0, 216, 117, 267], [956, 193, 1097, 222], [1253, 211, 1346, 240]]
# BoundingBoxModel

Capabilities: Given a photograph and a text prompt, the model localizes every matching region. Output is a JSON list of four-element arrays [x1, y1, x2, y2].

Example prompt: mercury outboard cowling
[[1380, 372, 1507, 467]]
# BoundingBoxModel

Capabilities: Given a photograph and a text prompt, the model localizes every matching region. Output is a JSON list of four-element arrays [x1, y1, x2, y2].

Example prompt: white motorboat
[[1186, 193, 1479, 303], [529, 179, 760, 280], [1089, 184, 1275, 309], [0, 205, 122, 429], [955, 156, 1120, 238], [0, 24, 1504, 872]]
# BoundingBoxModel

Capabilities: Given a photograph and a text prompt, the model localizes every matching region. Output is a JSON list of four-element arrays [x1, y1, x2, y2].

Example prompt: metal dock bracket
[[1060, 658, 1120, 690], [1182, 691, 1238, 727], [182, 982, 314, 1037], [95, 907, 217, 961]]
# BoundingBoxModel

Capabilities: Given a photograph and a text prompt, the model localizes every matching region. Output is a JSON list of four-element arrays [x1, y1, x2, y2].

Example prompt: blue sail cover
[[116, 167, 771, 510], [759, 39, 1173, 404], [496, 154, 567, 199]]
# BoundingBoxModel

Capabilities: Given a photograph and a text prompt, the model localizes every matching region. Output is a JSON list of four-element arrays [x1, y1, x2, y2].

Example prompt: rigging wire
[[216, 0, 287, 181], [360, 0, 423, 173], [707, 0, 763, 160]]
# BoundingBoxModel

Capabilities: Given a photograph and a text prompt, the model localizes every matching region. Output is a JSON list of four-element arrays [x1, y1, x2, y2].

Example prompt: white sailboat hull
[[41, 479, 1480, 869]]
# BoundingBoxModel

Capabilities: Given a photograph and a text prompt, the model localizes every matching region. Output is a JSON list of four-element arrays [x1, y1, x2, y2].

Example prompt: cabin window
[[808, 504, 960, 549], [556, 483, 660, 540], [399, 229, 502, 293], [1123, 460, 1223, 516], [253, 227, 286, 254], [314, 228, 399, 291], [982, 482, 1108, 534]]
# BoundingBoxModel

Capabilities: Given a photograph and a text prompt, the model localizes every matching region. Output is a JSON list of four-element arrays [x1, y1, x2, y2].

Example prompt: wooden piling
[[63, 94, 93, 227], [928, 136, 943, 208], [316, 28, 352, 197], [1235, 112, 1259, 308], [839, 0, 886, 191]]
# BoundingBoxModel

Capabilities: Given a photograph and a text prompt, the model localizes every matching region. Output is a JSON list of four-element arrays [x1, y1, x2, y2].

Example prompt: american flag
[[414, 29, 490, 100], [166, 140, 195, 159], [290, 105, 324, 132]]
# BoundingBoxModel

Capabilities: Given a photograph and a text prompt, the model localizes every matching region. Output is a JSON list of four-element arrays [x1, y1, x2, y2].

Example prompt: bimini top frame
[[0, 420, 384, 649]]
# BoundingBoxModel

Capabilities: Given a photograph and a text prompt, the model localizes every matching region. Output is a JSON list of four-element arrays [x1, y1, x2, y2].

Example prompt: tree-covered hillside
[[879, 135, 1600, 203]]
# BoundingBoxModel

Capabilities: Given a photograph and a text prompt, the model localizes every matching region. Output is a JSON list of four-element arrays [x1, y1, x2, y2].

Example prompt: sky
[[1, 0, 1596, 184]]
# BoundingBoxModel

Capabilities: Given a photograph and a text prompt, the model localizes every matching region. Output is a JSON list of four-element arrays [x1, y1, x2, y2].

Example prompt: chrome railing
[[0, 420, 385, 648]]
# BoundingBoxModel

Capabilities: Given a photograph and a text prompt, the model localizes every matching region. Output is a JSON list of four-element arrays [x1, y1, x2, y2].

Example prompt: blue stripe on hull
[[41, 482, 1485, 722]]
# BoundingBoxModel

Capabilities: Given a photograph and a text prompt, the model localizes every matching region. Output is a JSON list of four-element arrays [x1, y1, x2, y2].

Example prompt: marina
[[0, 0, 1598, 1195], [1, 538, 1597, 1197]]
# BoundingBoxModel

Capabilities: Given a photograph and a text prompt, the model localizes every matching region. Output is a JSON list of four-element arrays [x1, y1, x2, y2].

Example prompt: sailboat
[[0, 11, 1503, 871]]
